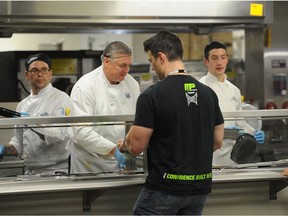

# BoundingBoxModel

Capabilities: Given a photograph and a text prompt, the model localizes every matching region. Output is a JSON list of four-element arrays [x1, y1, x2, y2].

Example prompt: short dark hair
[[143, 31, 183, 61], [204, 41, 227, 60], [25, 53, 51, 71]]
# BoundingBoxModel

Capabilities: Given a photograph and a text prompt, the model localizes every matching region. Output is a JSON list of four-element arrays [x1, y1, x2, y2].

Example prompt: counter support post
[[269, 180, 288, 200], [82, 189, 106, 212]]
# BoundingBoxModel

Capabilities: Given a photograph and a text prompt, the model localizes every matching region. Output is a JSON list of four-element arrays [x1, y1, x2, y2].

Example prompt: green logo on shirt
[[184, 83, 198, 106], [163, 172, 212, 181], [184, 83, 196, 91]]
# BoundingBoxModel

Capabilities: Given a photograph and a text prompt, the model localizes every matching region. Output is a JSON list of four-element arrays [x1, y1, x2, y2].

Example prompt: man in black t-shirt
[[119, 31, 224, 215]]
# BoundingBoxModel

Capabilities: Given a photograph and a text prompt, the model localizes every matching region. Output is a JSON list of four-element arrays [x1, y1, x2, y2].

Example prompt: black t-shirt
[[134, 74, 224, 196]]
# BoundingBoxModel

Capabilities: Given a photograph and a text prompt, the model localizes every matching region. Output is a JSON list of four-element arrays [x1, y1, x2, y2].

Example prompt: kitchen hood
[[0, 1, 273, 36]]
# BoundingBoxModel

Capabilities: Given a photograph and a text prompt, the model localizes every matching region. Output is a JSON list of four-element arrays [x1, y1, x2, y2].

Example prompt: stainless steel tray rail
[[222, 109, 288, 121], [0, 109, 287, 129], [1, 110, 285, 151], [0, 114, 135, 129]]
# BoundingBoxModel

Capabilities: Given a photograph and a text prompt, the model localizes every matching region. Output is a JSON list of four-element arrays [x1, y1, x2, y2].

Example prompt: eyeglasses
[[28, 67, 51, 74]]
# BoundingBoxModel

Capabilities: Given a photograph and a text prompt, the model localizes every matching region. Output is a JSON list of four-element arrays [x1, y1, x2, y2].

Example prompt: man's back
[[134, 74, 223, 195]]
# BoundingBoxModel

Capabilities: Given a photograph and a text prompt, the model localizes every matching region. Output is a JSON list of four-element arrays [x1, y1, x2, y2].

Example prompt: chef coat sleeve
[[9, 127, 23, 156], [70, 85, 116, 156]]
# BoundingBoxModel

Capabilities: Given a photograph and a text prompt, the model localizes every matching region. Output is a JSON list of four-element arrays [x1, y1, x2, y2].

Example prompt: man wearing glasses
[[69, 41, 140, 174], [0, 53, 72, 175]]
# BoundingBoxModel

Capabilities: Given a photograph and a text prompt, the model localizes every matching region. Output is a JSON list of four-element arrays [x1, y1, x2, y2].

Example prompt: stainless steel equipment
[[0, 1, 272, 35], [0, 160, 24, 176], [264, 53, 288, 109]]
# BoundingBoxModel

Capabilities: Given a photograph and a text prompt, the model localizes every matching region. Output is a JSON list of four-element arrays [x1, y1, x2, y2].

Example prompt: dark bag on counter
[[230, 133, 258, 164]]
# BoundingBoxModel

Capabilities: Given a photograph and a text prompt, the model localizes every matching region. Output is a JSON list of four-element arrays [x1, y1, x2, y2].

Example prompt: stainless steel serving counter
[[0, 167, 286, 195], [0, 110, 287, 213], [0, 173, 145, 195], [0, 167, 287, 212]]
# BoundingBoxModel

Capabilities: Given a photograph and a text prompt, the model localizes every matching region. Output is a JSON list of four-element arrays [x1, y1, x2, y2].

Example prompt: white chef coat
[[199, 72, 256, 166], [69, 65, 140, 174], [9, 83, 72, 175]]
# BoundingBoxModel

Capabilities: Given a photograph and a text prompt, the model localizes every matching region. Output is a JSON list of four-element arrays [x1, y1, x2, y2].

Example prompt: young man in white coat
[[200, 41, 265, 167], [70, 41, 140, 174]]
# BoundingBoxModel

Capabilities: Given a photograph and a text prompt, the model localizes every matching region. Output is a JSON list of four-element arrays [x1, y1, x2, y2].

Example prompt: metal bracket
[[269, 179, 288, 200], [82, 189, 106, 212]]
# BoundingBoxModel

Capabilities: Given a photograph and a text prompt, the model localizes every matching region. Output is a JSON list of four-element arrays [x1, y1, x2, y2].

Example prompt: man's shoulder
[[225, 79, 241, 93], [198, 75, 206, 82], [125, 74, 140, 85], [73, 68, 99, 89], [79, 68, 99, 81], [51, 86, 70, 96]]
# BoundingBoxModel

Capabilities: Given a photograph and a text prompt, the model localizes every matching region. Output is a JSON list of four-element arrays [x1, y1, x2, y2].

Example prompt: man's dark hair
[[143, 31, 183, 61], [204, 41, 227, 60]]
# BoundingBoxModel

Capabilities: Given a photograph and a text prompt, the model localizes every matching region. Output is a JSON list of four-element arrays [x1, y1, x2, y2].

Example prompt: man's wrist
[[121, 137, 127, 152]]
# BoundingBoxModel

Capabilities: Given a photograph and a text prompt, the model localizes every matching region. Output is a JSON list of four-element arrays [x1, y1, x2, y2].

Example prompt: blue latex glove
[[0, 145, 6, 156], [114, 147, 126, 169], [224, 126, 241, 130], [20, 112, 30, 117], [254, 130, 265, 144], [225, 125, 244, 135], [11, 112, 29, 118]]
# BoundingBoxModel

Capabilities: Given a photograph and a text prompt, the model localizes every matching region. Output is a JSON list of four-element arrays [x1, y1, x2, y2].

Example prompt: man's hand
[[254, 130, 265, 144], [0, 145, 6, 157], [114, 147, 126, 169], [281, 167, 288, 176]]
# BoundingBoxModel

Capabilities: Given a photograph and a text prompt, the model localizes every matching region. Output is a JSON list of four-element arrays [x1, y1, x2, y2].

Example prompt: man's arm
[[214, 123, 224, 152], [122, 125, 153, 156]]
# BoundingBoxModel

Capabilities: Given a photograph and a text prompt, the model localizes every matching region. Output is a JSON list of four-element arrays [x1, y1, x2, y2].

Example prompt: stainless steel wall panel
[[0, 1, 273, 33], [263, 2, 288, 109], [0, 1, 8, 23], [7, 1, 268, 18], [245, 27, 265, 103]]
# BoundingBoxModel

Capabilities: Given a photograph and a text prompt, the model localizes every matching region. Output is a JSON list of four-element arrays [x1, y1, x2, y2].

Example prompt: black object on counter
[[0, 107, 21, 118], [231, 133, 258, 164]]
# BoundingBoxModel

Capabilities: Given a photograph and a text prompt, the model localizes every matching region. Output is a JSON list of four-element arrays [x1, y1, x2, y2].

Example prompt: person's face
[[103, 54, 132, 84], [203, 48, 228, 78], [147, 51, 165, 80], [25, 60, 52, 94]]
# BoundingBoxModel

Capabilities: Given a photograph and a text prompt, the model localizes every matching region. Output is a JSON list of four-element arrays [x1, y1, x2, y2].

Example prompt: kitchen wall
[[0, 33, 149, 63], [0, 32, 244, 64]]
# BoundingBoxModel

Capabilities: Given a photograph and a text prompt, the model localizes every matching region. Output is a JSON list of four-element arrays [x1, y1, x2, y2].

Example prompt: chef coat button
[[111, 102, 114, 106]]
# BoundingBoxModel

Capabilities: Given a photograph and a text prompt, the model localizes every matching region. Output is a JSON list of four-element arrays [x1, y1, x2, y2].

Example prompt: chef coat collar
[[30, 83, 53, 97], [101, 66, 122, 87], [206, 72, 229, 86]]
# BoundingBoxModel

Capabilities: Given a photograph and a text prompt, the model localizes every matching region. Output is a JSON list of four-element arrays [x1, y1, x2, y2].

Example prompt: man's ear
[[24, 71, 29, 80], [203, 58, 208, 66], [157, 52, 166, 64]]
